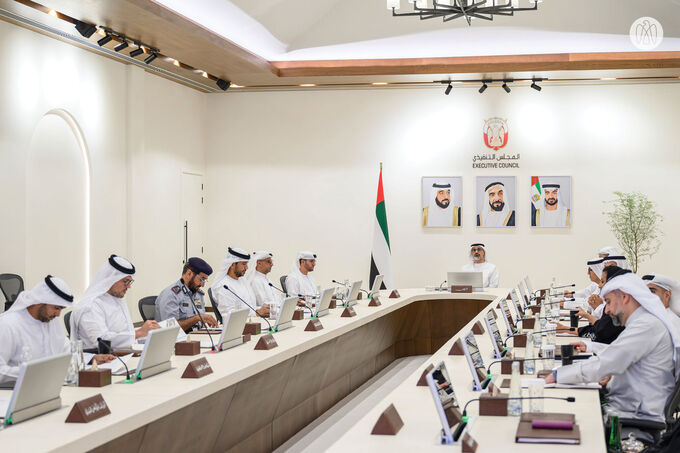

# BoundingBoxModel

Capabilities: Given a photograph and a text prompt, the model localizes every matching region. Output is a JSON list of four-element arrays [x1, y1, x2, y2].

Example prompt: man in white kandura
[[476, 181, 515, 227], [531, 183, 570, 227], [71, 254, 160, 350], [423, 182, 461, 227], [546, 272, 679, 422], [285, 251, 320, 298], [598, 246, 619, 258], [248, 251, 281, 311], [603, 255, 630, 270], [461, 243, 499, 288], [0, 276, 113, 385], [212, 247, 269, 318], [643, 273, 680, 335], [563, 258, 605, 312]]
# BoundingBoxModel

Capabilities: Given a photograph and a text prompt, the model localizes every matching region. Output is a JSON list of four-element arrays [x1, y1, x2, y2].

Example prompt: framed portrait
[[422, 176, 463, 228], [530, 176, 572, 228], [475, 176, 516, 227]]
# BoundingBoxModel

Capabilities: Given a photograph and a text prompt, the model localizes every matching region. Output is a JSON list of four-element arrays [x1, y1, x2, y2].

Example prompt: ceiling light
[[130, 47, 144, 57], [530, 80, 542, 91], [201, 71, 209, 78], [97, 34, 112, 46], [216, 79, 231, 91], [48, 9, 58, 18], [502, 82, 511, 93], [479, 82, 488, 94], [231, 84, 244, 88], [114, 41, 128, 52], [300, 84, 316, 87], [445, 83, 452, 95], [372, 82, 388, 85], [600, 77, 616, 81], [173, 59, 180, 67], [390, 0, 539, 26], [74, 20, 97, 38], [144, 53, 157, 65]]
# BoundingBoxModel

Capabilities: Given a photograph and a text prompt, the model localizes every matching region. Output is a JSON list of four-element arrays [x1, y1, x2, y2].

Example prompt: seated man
[[461, 243, 499, 288], [248, 251, 281, 311], [211, 247, 269, 318], [0, 276, 113, 385], [562, 258, 604, 311], [155, 257, 218, 333], [603, 255, 630, 270], [285, 251, 320, 298], [643, 274, 680, 335], [598, 246, 619, 258], [546, 270, 679, 422], [71, 255, 160, 349]]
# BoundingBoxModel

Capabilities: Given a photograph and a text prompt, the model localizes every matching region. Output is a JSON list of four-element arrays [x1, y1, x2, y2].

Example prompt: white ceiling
[[156, 0, 680, 61]]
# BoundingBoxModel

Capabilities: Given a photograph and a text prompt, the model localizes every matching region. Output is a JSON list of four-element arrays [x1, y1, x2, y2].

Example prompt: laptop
[[211, 308, 249, 351], [447, 272, 483, 291], [273, 296, 298, 332], [461, 331, 486, 391], [0, 352, 70, 425], [315, 288, 335, 318], [134, 325, 180, 380], [345, 280, 362, 307], [425, 361, 462, 445], [368, 274, 384, 299]]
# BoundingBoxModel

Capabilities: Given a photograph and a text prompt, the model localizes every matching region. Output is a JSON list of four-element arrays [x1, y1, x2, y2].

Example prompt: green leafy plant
[[602, 191, 662, 273]]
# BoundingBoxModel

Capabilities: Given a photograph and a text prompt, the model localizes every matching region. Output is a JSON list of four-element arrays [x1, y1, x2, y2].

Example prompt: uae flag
[[370, 165, 394, 290], [530, 176, 542, 208]]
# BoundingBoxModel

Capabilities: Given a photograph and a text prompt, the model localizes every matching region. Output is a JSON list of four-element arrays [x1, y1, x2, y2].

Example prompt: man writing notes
[[643, 274, 680, 335], [71, 255, 160, 349], [423, 182, 461, 227], [476, 181, 515, 227], [461, 243, 499, 288], [212, 247, 269, 318], [286, 251, 320, 298], [0, 276, 113, 385], [155, 257, 218, 332], [248, 251, 280, 311], [531, 182, 570, 227], [546, 271, 679, 422]]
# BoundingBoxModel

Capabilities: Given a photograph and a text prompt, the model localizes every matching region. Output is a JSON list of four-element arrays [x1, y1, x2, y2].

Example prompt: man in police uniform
[[155, 257, 219, 332]]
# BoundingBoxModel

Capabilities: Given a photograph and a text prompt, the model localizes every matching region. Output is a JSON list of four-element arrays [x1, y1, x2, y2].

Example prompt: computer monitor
[[215, 308, 249, 351], [345, 280, 362, 307], [509, 290, 524, 319], [483, 310, 506, 359], [499, 300, 516, 337], [273, 296, 297, 332], [0, 352, 70, 425], [369, 275, 383, 299], [425, 361, 461, 445], [461, 331, 486, 391], [136, 325, 180, 380], [315, 288, 335, 318], [447, 272, 483, 290], [524, 276, 535, 296], [517, 282, 530, 307]]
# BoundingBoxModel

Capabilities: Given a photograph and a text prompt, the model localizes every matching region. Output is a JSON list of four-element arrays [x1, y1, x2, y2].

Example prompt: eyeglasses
[[196, 276, 208, 283], [123, 279, 135, 287]]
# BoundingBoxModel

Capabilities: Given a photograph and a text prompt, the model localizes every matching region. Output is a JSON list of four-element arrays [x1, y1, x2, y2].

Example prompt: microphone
[[296, 294, 316, 317], [503, 327, 575, 348], [190, 302, 217, 352], [533, 284, 575, 295], [438, 280, 448, 291], [97, 338, 133, 383], [224, 285, 274, 333], [332, 279, 348, 287], [485, 357, 546, 377], [452, 395, 576, 441]]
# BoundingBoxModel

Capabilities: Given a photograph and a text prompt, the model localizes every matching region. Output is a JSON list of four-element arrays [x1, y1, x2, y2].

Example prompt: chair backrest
[[280, 275, 287, 295], [138, 296, 157, 321], [64, 311, 72, 336], [665, 377, 680, 424], [207, 288, 222, 324], [0, 273, 24, 310]]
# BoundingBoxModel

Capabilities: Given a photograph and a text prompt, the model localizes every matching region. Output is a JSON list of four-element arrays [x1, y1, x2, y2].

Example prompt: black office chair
[[280, 275, 287, 295], [138, 296, 157, 321], [207, 288, 222, 324], [0, 273, 24, 312], [64, 311, 72, 336], [617, 377, 680, 443]]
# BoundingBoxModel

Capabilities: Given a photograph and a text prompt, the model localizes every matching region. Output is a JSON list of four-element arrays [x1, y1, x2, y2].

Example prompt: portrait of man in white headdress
[[422, 177, 462, 227], [476, 177, 516, 227], [531, 176, 572, 227]]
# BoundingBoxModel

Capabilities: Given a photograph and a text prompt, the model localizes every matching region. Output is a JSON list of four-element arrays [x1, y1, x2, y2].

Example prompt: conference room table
[[0, 287, 605, 452]]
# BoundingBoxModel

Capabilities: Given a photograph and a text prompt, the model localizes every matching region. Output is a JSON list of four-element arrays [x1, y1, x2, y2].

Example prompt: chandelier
[[387, 0, 541, 26]]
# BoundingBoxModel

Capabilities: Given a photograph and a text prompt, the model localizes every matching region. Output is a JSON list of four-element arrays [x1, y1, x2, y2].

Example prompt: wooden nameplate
[[357, 292, 363, 300], [511, 335, 527, 348], [78, 369, 111, 387], [451, 285, 472, 293], [341, 306, 357, 317], [305, 318, 324, 331], [242, 334, 251, 343], [462, 433, 479, 452], [329, 299, 337, 309], [416, 363, 434, 386], [501, 358, 525, 374], [521, 318, 536, 330], [368, 297, 381, 306], [371, 404, 404, 435], [472, 320, 485, 335], [243, 322, 261, 335], [389, 290, 400, 298], [254, 334, 278, 350], [479, 392, 509, 416], [530, 306, 541, 315], [181, 357, 213, 379], [500, 378, 510, 388], [449, 338, 464, 355], [292, 309, 304, 320], [175, 340, 200, 356], [444, 404, 462, 427], [65, 394, 110, 423]]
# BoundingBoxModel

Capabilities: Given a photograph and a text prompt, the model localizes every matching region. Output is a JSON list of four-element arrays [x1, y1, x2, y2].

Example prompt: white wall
[[204, 84, 680, 292]]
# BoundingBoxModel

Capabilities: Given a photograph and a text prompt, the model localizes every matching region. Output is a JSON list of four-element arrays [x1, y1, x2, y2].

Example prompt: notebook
[[515, 413, 580, 444]]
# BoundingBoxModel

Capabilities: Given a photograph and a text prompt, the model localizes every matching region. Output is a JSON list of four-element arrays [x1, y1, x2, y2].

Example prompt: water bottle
[[65, 339, 80, 386], [608, 415, 622, 452], [525, 334, 536, 374], [508, 361, 522, 416]]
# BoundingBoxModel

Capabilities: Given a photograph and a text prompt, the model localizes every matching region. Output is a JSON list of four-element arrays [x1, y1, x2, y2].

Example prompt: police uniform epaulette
[[171, 285, 182, 295]]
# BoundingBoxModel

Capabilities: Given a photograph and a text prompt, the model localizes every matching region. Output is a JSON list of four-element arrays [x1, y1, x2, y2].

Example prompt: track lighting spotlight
[[74, 20, 97, 38], [97, 34, 112, 46], [445, 83, 452, 95], [216, 79, 231, 91], [479, 82, 488, 94], [144, 53, 157, 64], [531, 80, 542, 91], [114, 41, 128, 52], [130, 47, 144, 58], [502, 82, 511, 93]]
